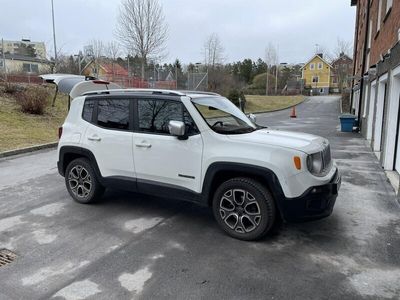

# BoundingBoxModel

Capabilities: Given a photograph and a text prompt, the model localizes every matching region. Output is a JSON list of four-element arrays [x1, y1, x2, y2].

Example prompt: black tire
[[212, 177, 276, 241], [65, 158, 104, 204]]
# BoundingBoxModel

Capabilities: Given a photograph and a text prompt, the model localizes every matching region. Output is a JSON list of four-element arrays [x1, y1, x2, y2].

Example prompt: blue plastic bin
[[339, 114, 356, 132]]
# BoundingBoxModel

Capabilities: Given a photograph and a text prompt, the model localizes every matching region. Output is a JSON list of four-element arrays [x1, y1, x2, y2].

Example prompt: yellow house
[[301, 54, 333, 95]]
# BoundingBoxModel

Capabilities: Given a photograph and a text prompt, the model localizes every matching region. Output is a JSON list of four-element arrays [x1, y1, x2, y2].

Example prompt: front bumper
[[279, 169, 341, 222]]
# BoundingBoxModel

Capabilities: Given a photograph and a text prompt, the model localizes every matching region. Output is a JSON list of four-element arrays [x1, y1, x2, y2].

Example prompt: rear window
[[97, 99, 130, 130], [82, 99, 95, 122]]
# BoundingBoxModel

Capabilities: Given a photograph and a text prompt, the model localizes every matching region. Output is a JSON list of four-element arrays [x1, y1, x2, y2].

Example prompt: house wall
[[302, 56, 331, 91], [352, 0, 400, 187], [3, 58, 50, 74]]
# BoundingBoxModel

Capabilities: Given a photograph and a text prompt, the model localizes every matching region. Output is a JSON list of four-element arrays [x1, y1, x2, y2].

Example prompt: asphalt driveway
[[0, 96, 400, 299]]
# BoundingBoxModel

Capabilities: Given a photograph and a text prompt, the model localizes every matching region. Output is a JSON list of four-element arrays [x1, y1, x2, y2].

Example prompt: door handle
[[88, 135, 101, 141], [135, 142, 152, 148]]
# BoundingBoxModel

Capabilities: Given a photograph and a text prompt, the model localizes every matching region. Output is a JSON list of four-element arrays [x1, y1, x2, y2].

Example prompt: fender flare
[[201, 162, 286, 207], [58, 146, 103, 183]]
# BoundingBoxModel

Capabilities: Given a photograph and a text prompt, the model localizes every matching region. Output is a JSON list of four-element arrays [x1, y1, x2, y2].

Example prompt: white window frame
[[318, 62, 323, 70], [386, 0, 393, 14], [310, 63, 315, 70], [377, 0, 382, 32], [312, 76, 319, 83]]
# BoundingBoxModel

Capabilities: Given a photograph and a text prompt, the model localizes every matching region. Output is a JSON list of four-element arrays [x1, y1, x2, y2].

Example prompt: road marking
[[53, 279, 101, 300], [118, 267, 152, 296]]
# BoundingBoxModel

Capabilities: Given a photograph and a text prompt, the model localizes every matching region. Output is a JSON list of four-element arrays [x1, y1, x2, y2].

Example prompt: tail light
[[58, 126, 63, 139]]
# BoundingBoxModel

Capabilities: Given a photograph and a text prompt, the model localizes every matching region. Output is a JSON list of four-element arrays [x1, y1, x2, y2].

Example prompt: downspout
[[350, 2, 361, 109], [357, 0, 371, 127]]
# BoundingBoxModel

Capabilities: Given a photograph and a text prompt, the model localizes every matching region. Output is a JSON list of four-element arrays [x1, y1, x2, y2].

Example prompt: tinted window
[[82, 99, 95, 122], [138, 99, 198, 135], [97, 99, 130, 130]]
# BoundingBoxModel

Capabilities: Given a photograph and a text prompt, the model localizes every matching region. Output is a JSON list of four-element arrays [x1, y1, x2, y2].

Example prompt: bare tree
[[203, 33, 225, 68], [202, 33, 225, 91], [106, 41, 121, 79], [265, 43, 278, 95], [334, 38, 352, 59], [116, 0, 168, 79], [90, 39, 104, 61]]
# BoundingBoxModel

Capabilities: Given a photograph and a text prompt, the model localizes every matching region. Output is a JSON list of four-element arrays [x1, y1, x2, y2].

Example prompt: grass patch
[[244, 95, 305, 114], [0, 86, 68, 152]]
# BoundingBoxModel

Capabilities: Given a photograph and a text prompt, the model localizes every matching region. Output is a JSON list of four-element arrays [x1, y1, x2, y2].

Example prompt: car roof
[[83, 88, 221, 99]]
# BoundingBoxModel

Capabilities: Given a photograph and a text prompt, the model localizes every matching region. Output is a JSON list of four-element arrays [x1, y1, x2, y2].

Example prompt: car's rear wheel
[[212, 177, 276, 241], [65, 158, 104, 204]]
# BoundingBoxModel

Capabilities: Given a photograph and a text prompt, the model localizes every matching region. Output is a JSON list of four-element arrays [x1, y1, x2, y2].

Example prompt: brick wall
[[369, 0, 400, 67], [353, 0, 400, 76]]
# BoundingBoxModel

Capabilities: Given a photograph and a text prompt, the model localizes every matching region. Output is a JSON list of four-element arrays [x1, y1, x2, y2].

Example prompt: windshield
[[192, 96, 257, 134]]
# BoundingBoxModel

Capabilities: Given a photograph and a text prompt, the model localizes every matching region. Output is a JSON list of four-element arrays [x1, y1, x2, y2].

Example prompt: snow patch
[[22, 261, 89, 286], [124, 217, 163, 234], [30, 203, 66, 217], [0, 215, 25, 231], [53, 279, 101, 300], [118, 267, 152, 295], [33, 229, 57, 244]]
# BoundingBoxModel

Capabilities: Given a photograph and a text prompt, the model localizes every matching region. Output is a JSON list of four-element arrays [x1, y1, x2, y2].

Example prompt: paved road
[[1, 96, 400, 299]]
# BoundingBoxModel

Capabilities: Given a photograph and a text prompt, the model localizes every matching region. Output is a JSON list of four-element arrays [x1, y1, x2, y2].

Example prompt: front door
[[83, 98, 135, 178], [133, 98, 203, 193]]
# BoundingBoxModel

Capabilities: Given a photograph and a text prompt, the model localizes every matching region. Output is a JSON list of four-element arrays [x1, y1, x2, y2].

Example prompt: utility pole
[[1, 39, 6, 77], [51, 0, 58, 72], [265, 65, 269, 95]]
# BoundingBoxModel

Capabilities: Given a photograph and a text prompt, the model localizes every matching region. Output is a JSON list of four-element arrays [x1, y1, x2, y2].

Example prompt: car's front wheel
[[65, 158, 104, 204], [212, 177, 276, 241]]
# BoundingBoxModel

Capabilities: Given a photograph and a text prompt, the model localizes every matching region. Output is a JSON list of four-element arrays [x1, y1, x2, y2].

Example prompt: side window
[[97, 99, 130, 130], [183, 108, 199, 135], [138, 99, 199, 135], [82, 99, 95, 123]]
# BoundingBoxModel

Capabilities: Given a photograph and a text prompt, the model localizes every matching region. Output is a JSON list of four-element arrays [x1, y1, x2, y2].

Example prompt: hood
[[226, 128, 327, 154]]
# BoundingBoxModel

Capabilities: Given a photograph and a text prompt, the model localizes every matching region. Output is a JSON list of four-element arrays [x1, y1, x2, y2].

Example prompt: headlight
[[307, 152, 324, 175]]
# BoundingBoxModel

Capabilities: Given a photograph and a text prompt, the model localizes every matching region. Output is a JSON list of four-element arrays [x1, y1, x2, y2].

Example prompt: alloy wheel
[[219, 189, 262, 233], [68, 165, 92, 198]]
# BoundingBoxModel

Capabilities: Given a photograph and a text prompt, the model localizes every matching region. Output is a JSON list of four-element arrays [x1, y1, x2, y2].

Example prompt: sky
[[1, 0, 356, 64]]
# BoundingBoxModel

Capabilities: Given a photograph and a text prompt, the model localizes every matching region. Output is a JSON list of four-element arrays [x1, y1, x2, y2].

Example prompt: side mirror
[[168, 120, 187, 139], [248, 113, 257, 124]]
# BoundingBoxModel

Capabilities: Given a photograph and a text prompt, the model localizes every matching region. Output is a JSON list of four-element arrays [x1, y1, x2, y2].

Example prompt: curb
[[249, 97, 308, 115], [0, 142, 58, 159]]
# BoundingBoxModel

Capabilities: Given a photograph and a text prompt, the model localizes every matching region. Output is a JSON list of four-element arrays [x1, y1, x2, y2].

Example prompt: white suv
[[57, 89, 340, 240]]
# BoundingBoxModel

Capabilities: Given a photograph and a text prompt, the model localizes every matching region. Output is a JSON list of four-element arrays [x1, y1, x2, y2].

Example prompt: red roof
[[100, 63, 128, 76]]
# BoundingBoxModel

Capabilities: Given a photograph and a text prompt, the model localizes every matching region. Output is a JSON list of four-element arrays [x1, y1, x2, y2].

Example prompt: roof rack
[[83, 88, 185, 97], [181, 90, 221, 96]]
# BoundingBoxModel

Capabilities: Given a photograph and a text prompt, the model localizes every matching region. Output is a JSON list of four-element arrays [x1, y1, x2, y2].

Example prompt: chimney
[[317, 53, 323, 58]]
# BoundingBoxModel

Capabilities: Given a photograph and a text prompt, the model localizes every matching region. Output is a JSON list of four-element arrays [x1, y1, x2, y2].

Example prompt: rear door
[[82, 97, 135, 179], [132, 97, 203, 193]]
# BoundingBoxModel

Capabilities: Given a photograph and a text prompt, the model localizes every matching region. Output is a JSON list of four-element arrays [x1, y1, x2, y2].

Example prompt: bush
[[3, 83, 21, 94], [228, 89, 246, 110], [15, 86, 50, 115]]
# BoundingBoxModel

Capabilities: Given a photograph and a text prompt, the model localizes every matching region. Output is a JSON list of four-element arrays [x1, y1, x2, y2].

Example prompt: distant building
[[1, 39, 50, 74], [82, 60, 129, 80], [301, 54, 333, 95], [1, 53, 51, 74], [350, 0, 400, 187], [1, 39, 47, 59], [331, 53, 353, 93], [82, 60, 148, 88]]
